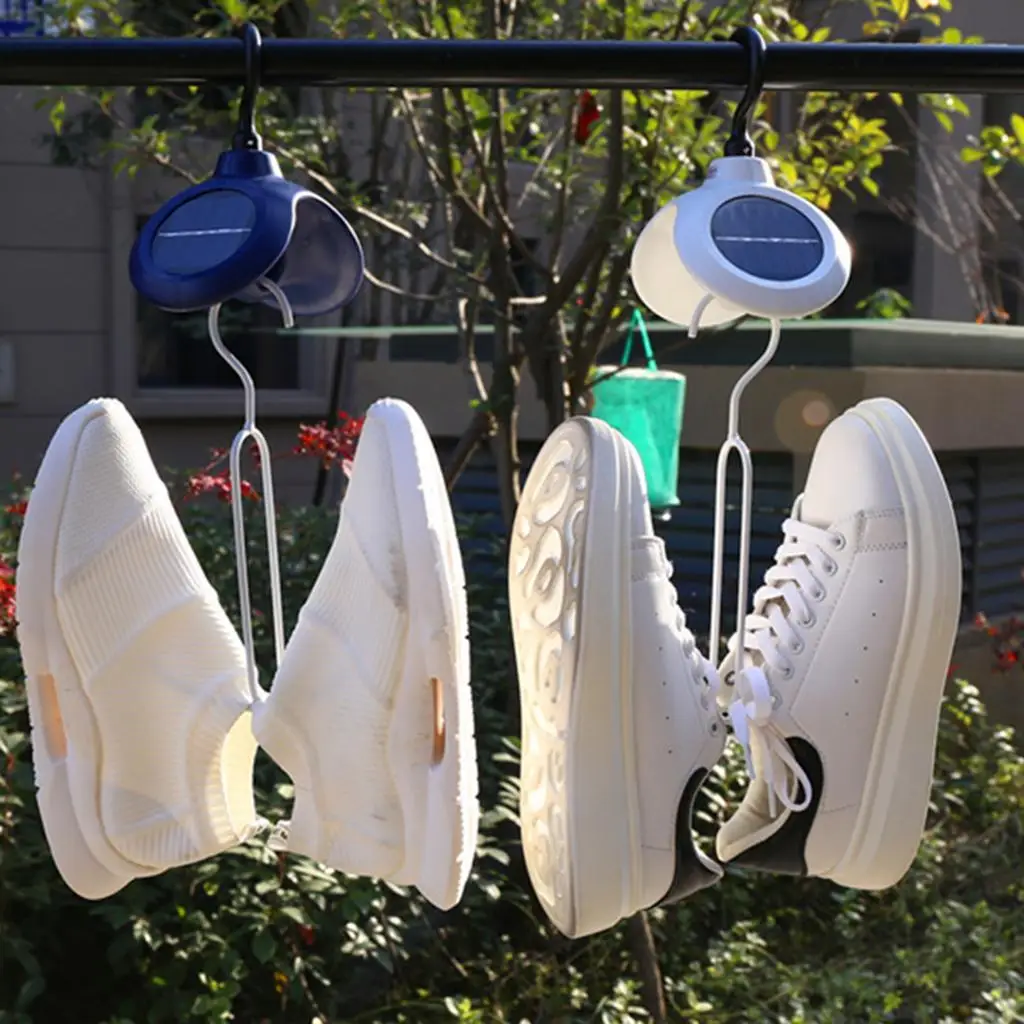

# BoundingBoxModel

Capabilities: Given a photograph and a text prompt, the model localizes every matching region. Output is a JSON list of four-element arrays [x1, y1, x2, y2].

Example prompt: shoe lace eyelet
[[823, 558, 837, 576], [724, 671, 736, 687], [811, 586, 825, 601], [790, 637, 804, 654], [799, 613, 816, 629], [830, 532, 846, 551], [781, 663, 795, 680], [771, 690, 782, 710]]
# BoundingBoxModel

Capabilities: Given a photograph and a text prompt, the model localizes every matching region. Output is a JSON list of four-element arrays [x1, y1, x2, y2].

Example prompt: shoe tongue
[[716, 730, 792, 861]]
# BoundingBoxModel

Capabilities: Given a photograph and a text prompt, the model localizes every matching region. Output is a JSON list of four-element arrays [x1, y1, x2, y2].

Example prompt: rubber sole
[[16, 402, 150, 897], [509, 417, 642, 939], [824, 397, 962, 890]]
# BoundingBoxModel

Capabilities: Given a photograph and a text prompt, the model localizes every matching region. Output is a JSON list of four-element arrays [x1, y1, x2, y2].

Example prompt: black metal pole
[[0, 37, 1022, 92]]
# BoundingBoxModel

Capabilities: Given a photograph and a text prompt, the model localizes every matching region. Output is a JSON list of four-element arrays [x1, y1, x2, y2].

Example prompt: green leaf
[[48, 97, 66, 135], [216, 0, 247, 19], [1011, 113, 1024, 146], [252, 930, 277, 964]]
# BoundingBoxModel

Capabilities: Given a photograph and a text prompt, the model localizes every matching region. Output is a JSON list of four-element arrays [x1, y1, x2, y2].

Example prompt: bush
[[0, 450, 1022, 1024]]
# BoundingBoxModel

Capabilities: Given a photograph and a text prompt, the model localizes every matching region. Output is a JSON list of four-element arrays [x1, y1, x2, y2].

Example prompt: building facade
[[0, 0, 1022, 499]]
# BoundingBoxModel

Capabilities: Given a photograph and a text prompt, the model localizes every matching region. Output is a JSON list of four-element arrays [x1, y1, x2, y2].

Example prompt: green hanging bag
[[590, 310, 686, 510]]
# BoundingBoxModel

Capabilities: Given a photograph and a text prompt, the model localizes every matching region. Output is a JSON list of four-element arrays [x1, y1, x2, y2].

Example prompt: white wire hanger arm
[[207, 278, 290, 702], [687, 296, 783, 672]]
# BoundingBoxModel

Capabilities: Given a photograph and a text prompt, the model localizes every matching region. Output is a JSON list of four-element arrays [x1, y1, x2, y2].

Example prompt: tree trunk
[[627, 912, 669, 1024], [489, 359, 521, 531]]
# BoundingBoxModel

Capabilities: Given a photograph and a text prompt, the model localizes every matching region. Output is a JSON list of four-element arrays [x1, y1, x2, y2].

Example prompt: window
[[133, 215, 301, 392], [510, 237, 542, 298], [830, 211, 915, 316], [0, 0, 43, 35]]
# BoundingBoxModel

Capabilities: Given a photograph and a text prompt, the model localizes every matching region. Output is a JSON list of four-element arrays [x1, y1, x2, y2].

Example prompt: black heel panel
[[653, 769, 721, 908], [728, 736, 824, 876]]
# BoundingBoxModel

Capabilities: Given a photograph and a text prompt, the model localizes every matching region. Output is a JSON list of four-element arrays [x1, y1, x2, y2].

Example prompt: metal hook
[[688, 300, 782, 670], [207, 279, 291, 702], [724, 26, 767, 158], [232, 22, 263, 152]]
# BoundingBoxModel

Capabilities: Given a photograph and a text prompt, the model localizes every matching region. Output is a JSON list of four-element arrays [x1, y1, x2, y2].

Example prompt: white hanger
[[207, 279, 290, 702]]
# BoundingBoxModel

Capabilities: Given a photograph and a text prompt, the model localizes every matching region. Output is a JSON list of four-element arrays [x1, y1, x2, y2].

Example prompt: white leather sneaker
[[16, 399, 261, 900], [509, 417, 725, 939], [716, 397, 961, 890], [254, 398, 478, 912]]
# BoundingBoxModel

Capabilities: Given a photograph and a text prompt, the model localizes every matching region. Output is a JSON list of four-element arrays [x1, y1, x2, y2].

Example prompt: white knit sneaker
[[253, 398, 478, 912], [715, 397, 961, 890], [509, 417, 725, 939], [16, 399, 261, 900]]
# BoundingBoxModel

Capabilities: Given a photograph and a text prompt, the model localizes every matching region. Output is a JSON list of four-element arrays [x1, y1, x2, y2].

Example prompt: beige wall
[[0, 89, 110, 479]]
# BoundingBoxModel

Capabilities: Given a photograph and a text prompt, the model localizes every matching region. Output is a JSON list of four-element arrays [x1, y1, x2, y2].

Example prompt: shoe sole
[[509, 417, 642, 938], [380, 399, 478, 911], [16, 401, 145, 897], [824, 397, 962, 890]]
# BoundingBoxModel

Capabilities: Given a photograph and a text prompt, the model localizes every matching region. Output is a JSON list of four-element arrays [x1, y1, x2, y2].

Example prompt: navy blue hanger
[[129, 23, 364, 317]]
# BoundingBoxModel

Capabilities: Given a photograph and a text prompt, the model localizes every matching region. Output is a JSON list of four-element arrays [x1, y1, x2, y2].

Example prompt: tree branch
[[276, 145, 491, 292], [444, 408, 494, 491], [520, 87, 626, 347]]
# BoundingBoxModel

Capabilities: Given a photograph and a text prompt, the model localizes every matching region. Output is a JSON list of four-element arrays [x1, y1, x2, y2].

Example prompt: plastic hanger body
[[629, 26, 852, 665], [130, 24, 364, 318]]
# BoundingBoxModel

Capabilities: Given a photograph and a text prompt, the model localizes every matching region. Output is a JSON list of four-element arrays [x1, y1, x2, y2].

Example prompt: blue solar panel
[[152, 190, 256, 273], [710, 196, 823, 282]]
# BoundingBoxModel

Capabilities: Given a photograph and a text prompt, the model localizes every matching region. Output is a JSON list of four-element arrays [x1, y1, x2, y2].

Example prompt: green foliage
[[856, 287, 914, 319], [1, 489, 1023, 1023]]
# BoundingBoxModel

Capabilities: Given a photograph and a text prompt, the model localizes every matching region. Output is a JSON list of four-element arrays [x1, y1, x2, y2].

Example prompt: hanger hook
[[233, 22, 263, 152], [724, 26, 767, 159], [207, 278, 293, 701]]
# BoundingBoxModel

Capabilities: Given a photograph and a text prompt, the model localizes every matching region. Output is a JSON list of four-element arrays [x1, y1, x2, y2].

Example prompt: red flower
[[184, 472, 260, 504], [0, 559, 16, 636], [575, 90, 601, 145], [995, 647, 1019, 671], [296, 924, 315, 947], [294, 412, 363, 475], [4, 500, 27, 517]]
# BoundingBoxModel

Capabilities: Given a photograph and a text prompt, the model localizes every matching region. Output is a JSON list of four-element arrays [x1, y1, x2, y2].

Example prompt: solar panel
[[710, 196, 824, 282], [151, 190, 256, 274]]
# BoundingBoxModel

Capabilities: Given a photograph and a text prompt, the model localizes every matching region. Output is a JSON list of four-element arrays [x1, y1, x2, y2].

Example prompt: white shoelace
[[726, 517, 843, 818], [655, 539, 724, 713]]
